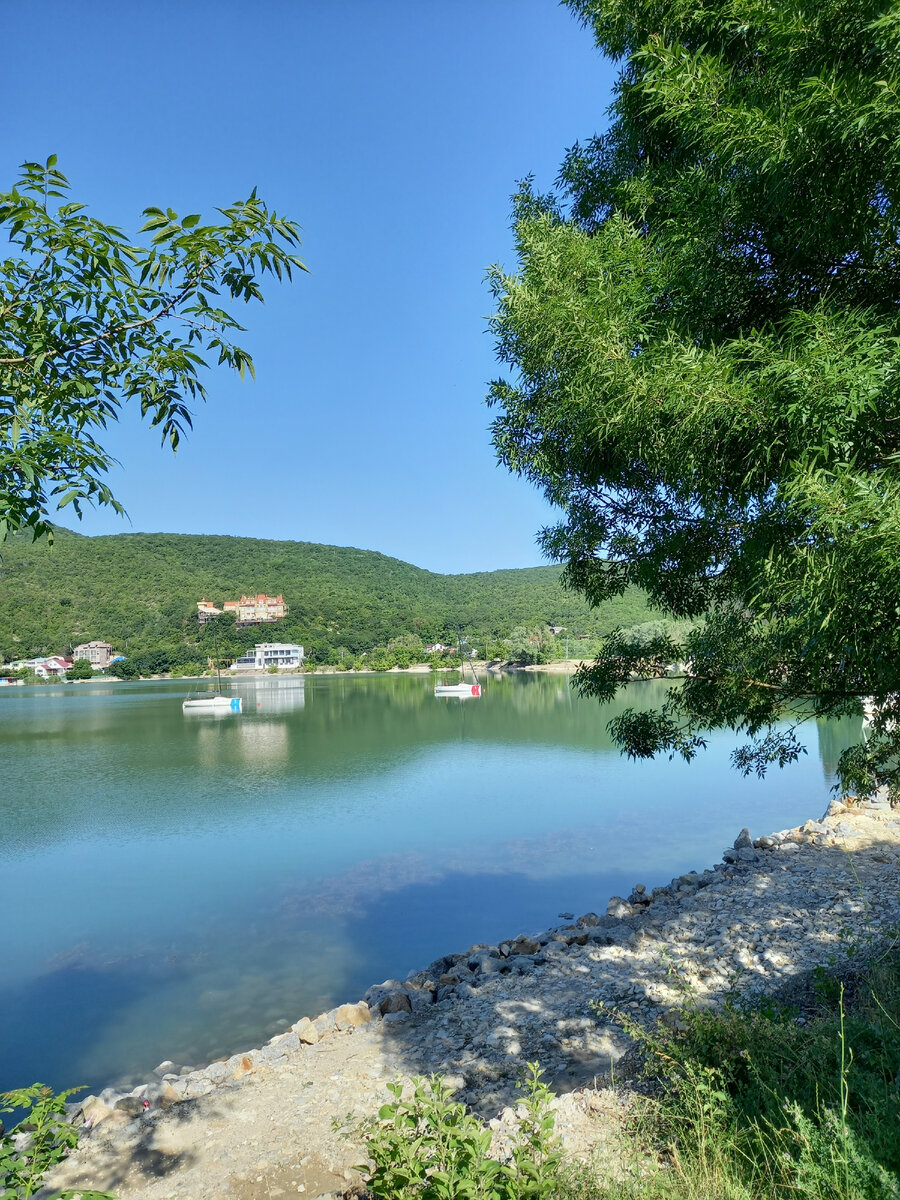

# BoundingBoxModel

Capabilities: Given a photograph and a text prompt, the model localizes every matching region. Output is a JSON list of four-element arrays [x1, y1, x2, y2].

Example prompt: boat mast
[[212, 621, 223, 693]]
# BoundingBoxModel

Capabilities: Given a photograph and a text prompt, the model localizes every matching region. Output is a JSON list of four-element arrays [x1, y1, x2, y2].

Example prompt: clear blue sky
[[5, 1, 614, 573]]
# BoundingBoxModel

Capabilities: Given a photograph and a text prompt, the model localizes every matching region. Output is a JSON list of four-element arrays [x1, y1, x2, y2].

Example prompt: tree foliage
[[65, 656, 92, 681], [488, 0, 900, 794], [0, 157, 306, 540]]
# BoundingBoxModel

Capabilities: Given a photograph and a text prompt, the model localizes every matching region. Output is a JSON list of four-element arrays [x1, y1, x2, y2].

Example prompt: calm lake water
[[0, 673, 859, 1094]]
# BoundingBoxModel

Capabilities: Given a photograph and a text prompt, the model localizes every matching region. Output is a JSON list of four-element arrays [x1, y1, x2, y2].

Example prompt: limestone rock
[[81, 1097, 115, 1126], [143, 1081, 180, 1109], [334, 1001, 371, 1029], [293, 1017, 320, 1044]]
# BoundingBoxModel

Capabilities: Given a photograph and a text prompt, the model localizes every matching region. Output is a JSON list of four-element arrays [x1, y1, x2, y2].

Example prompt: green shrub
[[361, 1065, 562, 1200], [65, 658, 93, 681], [0, 1083, 113, 1199]]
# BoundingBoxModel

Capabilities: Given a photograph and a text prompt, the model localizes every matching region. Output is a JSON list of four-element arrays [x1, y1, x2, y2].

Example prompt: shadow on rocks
[[357, 819, 900, 1117]]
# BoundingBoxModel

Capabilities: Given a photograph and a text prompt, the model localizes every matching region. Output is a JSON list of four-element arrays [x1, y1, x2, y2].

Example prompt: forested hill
[[0, 528, 654, 662]]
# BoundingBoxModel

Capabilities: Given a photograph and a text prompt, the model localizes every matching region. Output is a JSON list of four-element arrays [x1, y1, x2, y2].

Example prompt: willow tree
[[0, 157, 306, 541], [488, 0, 900, 794]]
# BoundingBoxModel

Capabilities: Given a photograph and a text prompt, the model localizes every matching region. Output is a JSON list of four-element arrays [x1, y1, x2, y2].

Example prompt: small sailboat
[[434, 681, 482, 698], [434, 635, 482, 699], [183, 624, 242, 714]]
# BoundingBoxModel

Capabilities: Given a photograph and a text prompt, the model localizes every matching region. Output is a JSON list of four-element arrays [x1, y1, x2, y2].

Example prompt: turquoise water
[[0, 673, 858, 1094]]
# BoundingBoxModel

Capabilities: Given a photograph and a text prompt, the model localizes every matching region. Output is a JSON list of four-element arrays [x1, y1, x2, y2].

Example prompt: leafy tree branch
[[0, 156, 307, 541]]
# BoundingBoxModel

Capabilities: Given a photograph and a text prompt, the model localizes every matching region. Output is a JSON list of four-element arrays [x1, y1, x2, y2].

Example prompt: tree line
[[0, 526, 655, 672]]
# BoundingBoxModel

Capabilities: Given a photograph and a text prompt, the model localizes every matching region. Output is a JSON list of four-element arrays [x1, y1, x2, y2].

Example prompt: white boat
[[182, 623, 241, 713], [434, 682, 481, 698], [182, 694, 242, 713], [434, 637, 483, 699]]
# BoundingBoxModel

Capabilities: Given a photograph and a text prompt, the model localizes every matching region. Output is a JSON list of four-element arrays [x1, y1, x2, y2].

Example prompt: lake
[[0, 673, 858, 1095]]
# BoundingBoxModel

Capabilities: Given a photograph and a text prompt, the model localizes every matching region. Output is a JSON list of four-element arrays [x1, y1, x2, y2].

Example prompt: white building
[[231, 643, 304, 671], [6, 655, 72, 678]]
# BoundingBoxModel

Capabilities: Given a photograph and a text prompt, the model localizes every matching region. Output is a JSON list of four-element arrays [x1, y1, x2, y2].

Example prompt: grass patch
[[589, 951, 900, 1199], [360, 954, 900, 1199]]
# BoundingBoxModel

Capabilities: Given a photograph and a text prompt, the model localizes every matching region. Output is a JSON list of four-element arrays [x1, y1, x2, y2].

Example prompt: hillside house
[[231, 643, 304, 671], [196, 599, 223, 624], [73, 641, 115, 669], [223, 594, 289, 625], [6, 655, 72, 678]]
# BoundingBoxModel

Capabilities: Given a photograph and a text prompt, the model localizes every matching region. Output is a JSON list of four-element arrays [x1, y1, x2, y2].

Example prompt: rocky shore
[[45, 796, 900, 1200]]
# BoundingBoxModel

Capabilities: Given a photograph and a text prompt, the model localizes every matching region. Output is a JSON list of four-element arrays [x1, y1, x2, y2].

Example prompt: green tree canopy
[[66, 656, 93, 680], [488, 0, 900, 794], [0, 158, 306, 540]]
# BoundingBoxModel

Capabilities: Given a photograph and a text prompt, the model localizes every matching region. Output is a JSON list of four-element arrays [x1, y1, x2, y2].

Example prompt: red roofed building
[[221, 594, 288, 626]]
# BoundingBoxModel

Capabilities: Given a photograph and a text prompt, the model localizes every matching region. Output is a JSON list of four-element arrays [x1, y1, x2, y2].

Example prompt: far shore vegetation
[[0, 526, 658, 678]]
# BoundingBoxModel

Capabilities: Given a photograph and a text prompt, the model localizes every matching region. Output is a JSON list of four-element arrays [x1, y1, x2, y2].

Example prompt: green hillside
[[0, 528, 655, 665]]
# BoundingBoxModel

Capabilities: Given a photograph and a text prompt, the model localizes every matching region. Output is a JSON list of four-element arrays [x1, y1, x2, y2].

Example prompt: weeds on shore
[[361, 955, 900, 1200], [360, 1064, 562, 1200], [0, 1084, 113, 1200], [591, 950, 900, 1199]]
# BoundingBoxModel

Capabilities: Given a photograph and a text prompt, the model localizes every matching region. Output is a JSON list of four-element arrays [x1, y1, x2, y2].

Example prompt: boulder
[[606, 897, 633, 919], [405, 988, 434, 1013], [114, 1095, 147, 1117], [232, 1055, 255, 1079], [143, 1081, 180, 1109], [467, 952, 502, 975], [293, 1016, 320, 1044], [334, 1001, 371, 1029], [733, 828, 753, 850], [199, 1059, 229, 1084], [380, 992, 412, 1015], [314, 1010, 337, 1036], [576, 912, 600, 928], [81, 1097, 115, 1126], [509, 935, 541, 956], [502, 954, 539, 975], [364, 979, 408, 1011]]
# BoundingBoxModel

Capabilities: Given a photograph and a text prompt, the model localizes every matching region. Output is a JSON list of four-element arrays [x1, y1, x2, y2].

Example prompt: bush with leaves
[[362, 1065, 562, 1200], [598, 954, 900, 1199], [0, 1083, 112, 1199]]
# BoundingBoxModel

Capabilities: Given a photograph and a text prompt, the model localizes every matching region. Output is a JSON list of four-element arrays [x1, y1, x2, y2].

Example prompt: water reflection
[[232, 677, 306, 714]]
